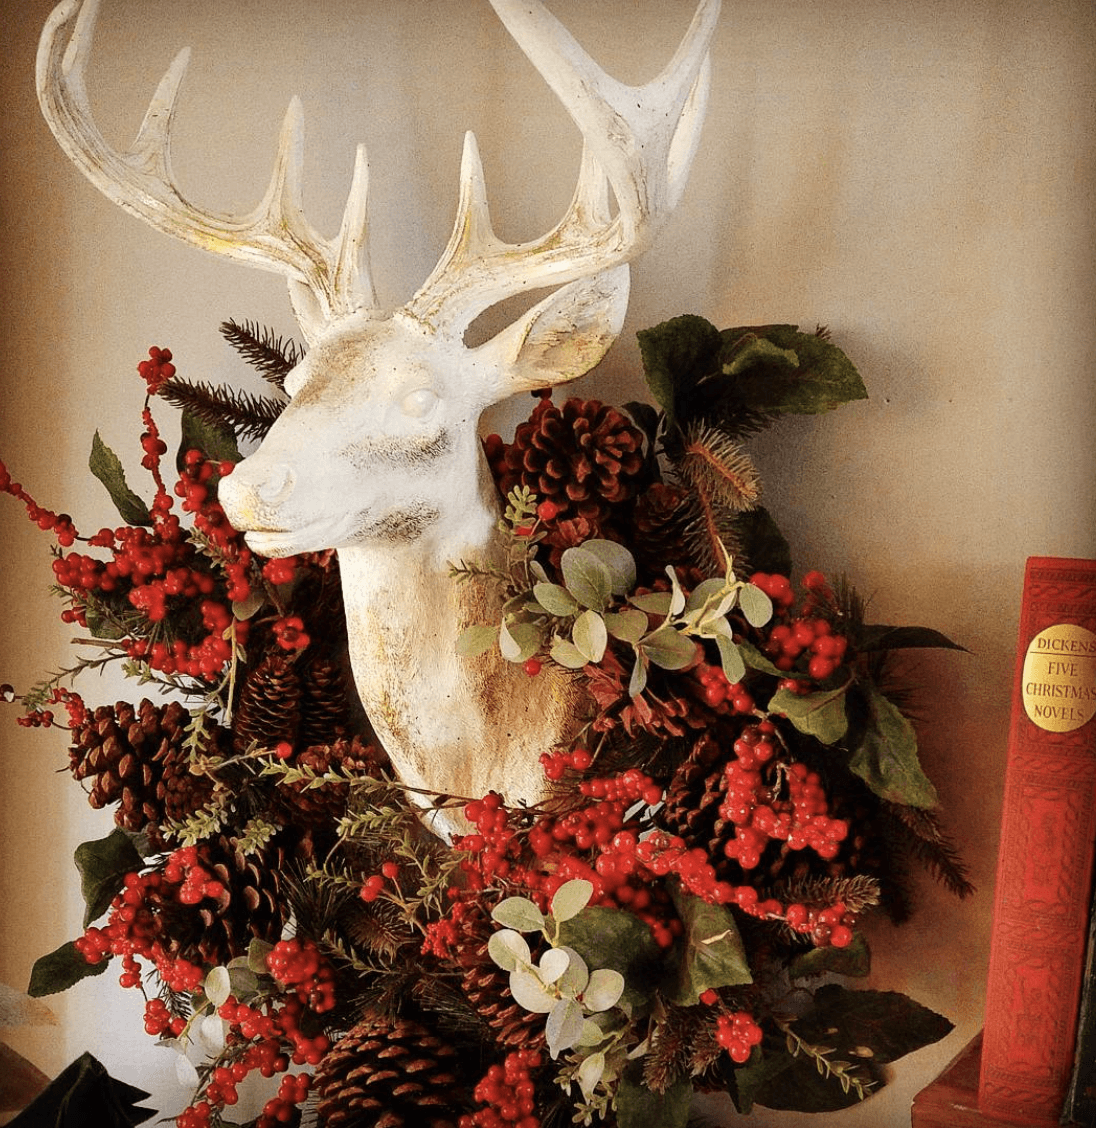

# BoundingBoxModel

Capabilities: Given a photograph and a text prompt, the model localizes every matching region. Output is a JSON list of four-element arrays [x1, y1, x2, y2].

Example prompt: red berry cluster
[[694, 662, 755, 714], [537, 746, 592, 781], [459, 1049, 542, 1128], [0, 459, 78, 546], [753, 570, 849, 682], [257, 1072, 311, 1128], [266, 937, 336, 1015], [137, 345, 177, 395], [714, 1010, 764, 1063], [272, 614, 310, 651]]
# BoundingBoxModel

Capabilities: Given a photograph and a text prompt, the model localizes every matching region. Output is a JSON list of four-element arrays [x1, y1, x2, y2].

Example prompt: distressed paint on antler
[[37, 0, 720, 834]]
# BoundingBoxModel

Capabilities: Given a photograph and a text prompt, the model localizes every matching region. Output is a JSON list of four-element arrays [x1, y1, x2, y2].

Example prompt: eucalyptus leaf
[[641, 625, 698, 671], [583, 968, 625, 1012], [499, 620, 542, 663], [509, 968, 558, 1013], [547, 997, 585, 1057], [89, 431, 152, 527], [628, 651, 649, 698], [716, 635, 746, 685], [629, 591, 673, 616], [539, 947, 571, 985], [204, 966, 231, 1007], [492, 897, 546, 933], [573, 610, 608, 663], [604, 609, 649, 644], [488, 929, 532, 972], [551, 879, 594, 923], [557, 945, 590, 998], [561, 546, 613, 611], [551, 637, 589, 669], [769, 685, 849, 744], [247, 938, 274, 976], [533, 582, 581, 617], [664, 567, 687, 615], [738, 583, 773, 628], [580, 540, 637, 596], [456, 624, 498, 657], [576, 1049, 607, 1099]]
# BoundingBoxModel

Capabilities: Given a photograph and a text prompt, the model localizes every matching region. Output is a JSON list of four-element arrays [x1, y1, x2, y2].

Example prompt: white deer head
[[38, 0, 720, 832]]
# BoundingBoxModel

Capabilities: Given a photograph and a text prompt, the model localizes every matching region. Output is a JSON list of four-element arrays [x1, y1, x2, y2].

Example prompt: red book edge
[[977, 556, 1096, 1123]]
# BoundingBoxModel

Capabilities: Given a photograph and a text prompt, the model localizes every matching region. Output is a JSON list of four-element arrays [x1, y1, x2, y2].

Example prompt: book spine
[[978, 557, 1096, 1124]]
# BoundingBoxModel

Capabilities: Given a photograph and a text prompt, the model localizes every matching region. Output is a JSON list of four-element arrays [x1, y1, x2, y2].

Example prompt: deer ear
[[476, 265, 630, 395]]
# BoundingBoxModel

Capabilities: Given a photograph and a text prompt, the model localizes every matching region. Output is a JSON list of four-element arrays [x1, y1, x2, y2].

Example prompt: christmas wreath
[[3, 314, 971, 1128]]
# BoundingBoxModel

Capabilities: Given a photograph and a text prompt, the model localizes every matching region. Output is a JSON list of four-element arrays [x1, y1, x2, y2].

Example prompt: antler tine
[[36, 0, 376, 333], [405, 0, 719, 336]]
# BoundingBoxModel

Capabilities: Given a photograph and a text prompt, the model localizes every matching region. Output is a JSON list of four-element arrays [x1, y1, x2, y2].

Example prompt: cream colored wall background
[[1, 0, 1093, 1124]]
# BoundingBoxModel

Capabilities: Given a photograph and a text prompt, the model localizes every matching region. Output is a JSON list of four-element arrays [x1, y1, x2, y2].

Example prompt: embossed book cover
[[979, 557, 1096, 1123]]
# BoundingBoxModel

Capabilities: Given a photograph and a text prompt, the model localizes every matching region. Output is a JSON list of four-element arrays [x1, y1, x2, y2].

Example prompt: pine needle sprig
[[159, 377, 285, 443], [888, 804, 976, 899], [771, 874, 883, 917], [219, 319, 304, 389], [677, 422, 762, 514]]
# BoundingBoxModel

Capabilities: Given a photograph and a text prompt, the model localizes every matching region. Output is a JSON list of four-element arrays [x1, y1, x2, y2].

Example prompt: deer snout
[[219, 458, 296, 530]]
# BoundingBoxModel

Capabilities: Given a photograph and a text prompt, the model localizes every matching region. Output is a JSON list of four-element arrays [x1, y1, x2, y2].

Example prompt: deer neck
[[334, 458, 579, 831]]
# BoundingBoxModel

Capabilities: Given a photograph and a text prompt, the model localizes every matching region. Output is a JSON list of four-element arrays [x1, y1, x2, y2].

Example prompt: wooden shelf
[[911, 1034, 1067, 1128]]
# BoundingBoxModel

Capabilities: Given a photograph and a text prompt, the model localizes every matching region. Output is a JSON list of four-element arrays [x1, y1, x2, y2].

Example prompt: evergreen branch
[[770, 874, 882, 917], [160, 377, 285, 443], [888, 804, 976, 900], [678, 422, 761, 513], [219, 319, 304, 389], [775, 1015, 876, 1101]]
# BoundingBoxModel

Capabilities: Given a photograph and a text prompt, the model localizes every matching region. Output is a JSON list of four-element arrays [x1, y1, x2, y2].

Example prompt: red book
[[978, 557, 1096, 1124]]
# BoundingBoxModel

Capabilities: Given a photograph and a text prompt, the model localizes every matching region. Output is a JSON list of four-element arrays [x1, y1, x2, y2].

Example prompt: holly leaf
[[748, 1044, 882, 1112], [857, 624, 967, 652], [666, 887, 751, 1006], [89, 432, 152, 527], [789, 933, 872, 980], [28, 942, 110, 997], [617, 1065, 692, 1128], [796, 984, 954, 1065], [717, 325, 868, 416], [769, 684, 849, 744], [847, 685, 939, 808], [636, 314, 723, 426], [74, 829, 144, 928], [557, 907, 663, 1011]]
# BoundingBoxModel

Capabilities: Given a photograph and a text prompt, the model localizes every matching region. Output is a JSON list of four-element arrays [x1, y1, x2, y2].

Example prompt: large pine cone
[[272, 737, 388, 827], [299, 657, 357, 748], [630, 482, 690, 581], [314, 1012, 469, 1127], [232, 653, 302, 753], [67, 699, 220, 837], [151, 833, 290, 966], [486, 396, 646, 540]]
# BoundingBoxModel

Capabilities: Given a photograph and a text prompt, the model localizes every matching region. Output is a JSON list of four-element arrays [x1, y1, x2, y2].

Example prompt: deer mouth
[[243, 513, 360, 558]]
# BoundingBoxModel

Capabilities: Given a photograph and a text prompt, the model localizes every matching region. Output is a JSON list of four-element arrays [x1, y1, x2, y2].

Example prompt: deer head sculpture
[[38, 0, 720, 833]]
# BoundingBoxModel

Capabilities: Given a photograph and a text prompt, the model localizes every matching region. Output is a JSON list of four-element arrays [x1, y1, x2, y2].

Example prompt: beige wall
[[1, 0, 1093, 1123]]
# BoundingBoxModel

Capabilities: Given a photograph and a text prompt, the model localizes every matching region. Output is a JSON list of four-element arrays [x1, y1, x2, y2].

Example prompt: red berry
[[536, 500, 561, 521], [523, 657, 542, 677]]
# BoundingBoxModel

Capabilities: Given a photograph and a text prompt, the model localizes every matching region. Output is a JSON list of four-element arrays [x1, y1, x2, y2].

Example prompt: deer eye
[[401, 388, 438, 419]]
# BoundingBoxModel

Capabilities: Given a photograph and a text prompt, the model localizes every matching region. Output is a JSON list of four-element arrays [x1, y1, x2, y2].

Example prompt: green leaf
[[617, 1065, 692, 1128], [580, 540, 637, 596], [499, 620, 542, 663], [558, 907, 663, 1011], [584, 968, 625, 1012], [636, 314, 723, 426], [735, 506, 792, 578], [456, 624, 498, 657], [246, 938, 274, 976], [628, 651, 649, 698], [178, 408, 241, 471], [749, 1043, 880, 1112], [640, 625, 698, 671], [629, 591, 673, 616], [718, 325, 868, 416], [89, 432, 152, 527], [204, 966, 231, 1007], [533, 582, 580, 618], [551, 637, 589, 669], [847, 686, 939, 808], [667, 887, 751, 1006], [789, 933, 872, 979], [74, 829, 144, 928], [739, 641, 785, 677], [28, 941, 110, 997], [715, 635, 746, 685], [561, 546, 613, 611], [604, 609, 648, 644], [492, 897, 546, 933], [547, 997, 585, 1057], [857, 624, 967, 652], [797, 984, 954, 1065], [769, 685, 849, 745], [488, 929, 532, 972], [551, 879, 594, 923], [731, 1044, 793, 1115], [572, 610, 608, 663]]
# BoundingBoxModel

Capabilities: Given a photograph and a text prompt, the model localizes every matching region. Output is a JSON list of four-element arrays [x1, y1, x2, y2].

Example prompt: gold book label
[[1022, 624, 1096, 733]]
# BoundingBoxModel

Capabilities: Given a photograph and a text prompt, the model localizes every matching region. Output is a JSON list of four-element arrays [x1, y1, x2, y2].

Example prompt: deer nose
[[256, 464, 296, 507]]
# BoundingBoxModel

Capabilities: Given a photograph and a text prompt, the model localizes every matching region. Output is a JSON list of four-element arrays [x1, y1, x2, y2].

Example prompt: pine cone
[[299, 657, 356, 748], [630, 482, 690, 580], [273, 737, 387, 827], [487, 397, 645, 537], [67, 699, 221, 836], [232, 653, 302, 753], [315, 1012, 469, 1127], [152, 834, 290, 965]]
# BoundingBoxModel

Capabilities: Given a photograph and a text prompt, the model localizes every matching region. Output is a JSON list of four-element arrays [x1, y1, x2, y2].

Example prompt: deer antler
[[35, 0, 377, 335], [405, 0, 721, 336]]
